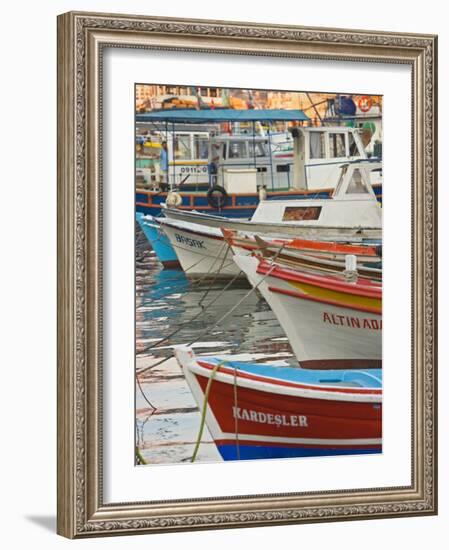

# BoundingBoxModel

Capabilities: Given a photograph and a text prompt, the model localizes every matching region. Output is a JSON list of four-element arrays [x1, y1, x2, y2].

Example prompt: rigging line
[[136, 372, 157, 414], [197, 241, 232, 307], [190, 239, 230, 286], [148, 230, 231, 283], [191, 360, 226, 463], [136, 268, 245, 369], [185, 245, 285, 349], [136, 240, 229, 290], [137, 243, 235, 356], [137, 244, 286, 376]]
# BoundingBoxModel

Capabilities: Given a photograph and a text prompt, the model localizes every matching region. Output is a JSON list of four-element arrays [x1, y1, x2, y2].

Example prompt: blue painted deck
[[203, 357, 382, 388]]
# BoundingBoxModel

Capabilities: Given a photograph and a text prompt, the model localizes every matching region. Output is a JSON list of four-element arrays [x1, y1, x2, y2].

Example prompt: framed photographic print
[[57, 11, 437, 538]]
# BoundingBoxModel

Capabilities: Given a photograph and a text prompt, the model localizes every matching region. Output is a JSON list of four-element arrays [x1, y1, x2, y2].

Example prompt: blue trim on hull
[[136, 213, 179, 267], [136, 183, 382, 218], [217, 444, 382, 461]]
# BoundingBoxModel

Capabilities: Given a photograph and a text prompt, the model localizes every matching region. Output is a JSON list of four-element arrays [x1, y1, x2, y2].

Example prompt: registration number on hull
[[175, 233, 205, 249]]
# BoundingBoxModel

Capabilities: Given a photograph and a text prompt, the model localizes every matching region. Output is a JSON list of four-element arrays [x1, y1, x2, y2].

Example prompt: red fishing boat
[[175, 347, 382, 461]]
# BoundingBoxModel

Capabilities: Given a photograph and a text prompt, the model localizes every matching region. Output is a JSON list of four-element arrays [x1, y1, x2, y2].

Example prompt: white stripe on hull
[[187, 362, 381, 403], [216, 432, 382, 446]]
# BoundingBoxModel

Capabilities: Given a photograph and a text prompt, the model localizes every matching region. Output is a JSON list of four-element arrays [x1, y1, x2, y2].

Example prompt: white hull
[[163, 207, 382, 240], [234, 255, 382, 368], [161, 221, 241, 278]]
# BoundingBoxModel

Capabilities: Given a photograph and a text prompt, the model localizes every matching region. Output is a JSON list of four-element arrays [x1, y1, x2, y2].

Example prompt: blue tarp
[[136, 108, 309, 124], [203, 357, 382, 388]]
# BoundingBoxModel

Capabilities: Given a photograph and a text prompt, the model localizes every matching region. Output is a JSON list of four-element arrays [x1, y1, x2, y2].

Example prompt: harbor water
[[135, 224, 295, 464]]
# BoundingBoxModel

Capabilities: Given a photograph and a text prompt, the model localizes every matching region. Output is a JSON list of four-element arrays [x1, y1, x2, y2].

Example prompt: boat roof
[[202, 357, 382, 388], [136, 108, 309, 124]]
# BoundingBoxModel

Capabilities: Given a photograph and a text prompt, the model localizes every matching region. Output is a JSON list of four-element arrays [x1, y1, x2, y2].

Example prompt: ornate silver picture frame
[[57, 11, 437, 538]]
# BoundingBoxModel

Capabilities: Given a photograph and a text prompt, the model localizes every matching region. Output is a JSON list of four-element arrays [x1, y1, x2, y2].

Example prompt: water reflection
[[135, 235, 294, 464]]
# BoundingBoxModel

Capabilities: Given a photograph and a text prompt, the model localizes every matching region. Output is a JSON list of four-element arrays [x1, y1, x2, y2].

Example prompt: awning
[[136, 108, 309, 124]]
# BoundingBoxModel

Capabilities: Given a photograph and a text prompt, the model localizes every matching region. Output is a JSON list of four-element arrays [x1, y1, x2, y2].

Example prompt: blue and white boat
[[136, 212, 180, 269]]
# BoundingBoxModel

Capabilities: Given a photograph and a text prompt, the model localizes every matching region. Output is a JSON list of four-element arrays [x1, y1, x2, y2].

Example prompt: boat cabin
[[250, 161, 382, 228], [135, 109, 377, 195]]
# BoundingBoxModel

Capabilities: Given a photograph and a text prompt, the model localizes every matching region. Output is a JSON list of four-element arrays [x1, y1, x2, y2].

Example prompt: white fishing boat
[[160, 218, 241, 278], [160, 162, 382, 278], [233, 254, 382, 370]]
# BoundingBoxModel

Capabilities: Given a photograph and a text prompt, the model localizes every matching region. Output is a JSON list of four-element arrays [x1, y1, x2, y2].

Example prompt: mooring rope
[[137, 244, 285, 376], [137, 270, 244, 362], [197, 242, 231, 307], [191, 360, 226, 463], [138, 238, 234, 290], [136, 373, 157, 415], [136, 247, 285, 462]]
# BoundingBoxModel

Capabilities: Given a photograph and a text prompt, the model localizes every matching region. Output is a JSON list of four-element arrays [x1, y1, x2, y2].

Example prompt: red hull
[[195, 371, 382, 442]]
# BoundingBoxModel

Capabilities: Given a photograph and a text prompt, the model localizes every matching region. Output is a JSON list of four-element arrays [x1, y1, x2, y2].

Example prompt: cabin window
[[276, 164, 290, 172], [329, 133, 346, 158], [248, 141, 268, 158], [348, 133, 361, 156], [194, 137, 209, 159], [346, 168, 369, 194], [228, 141, 248, 159], [282, 206, 322, 221], [309, 132, 326, 159], [174, 135, 192, 160]]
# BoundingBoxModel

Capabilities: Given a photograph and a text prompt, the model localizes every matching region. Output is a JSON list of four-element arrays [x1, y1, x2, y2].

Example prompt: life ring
[[165, 191, 182, 208], [207, 186, 229, 209], [358, 96, 373, 113]]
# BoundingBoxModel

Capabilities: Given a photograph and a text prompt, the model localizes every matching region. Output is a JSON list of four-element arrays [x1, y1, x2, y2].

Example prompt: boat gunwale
[[194, 359, 382, 402], [256, 258, 382, 298]]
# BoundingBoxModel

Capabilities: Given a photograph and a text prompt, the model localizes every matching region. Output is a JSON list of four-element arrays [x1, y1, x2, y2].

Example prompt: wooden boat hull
[[223, 230, 382, 281], [175, 347, 382, 461]]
